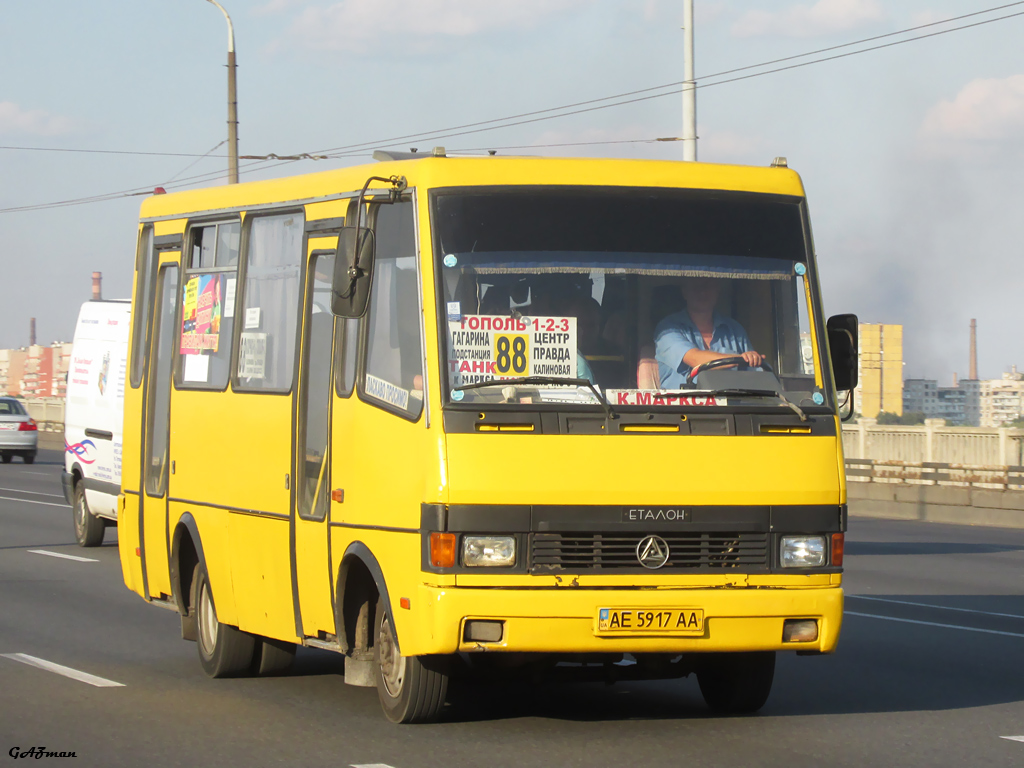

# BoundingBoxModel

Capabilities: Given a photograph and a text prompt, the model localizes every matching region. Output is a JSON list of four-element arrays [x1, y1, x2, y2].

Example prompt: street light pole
[[206, 0, 238, 184], [682, 0, 697, 162]]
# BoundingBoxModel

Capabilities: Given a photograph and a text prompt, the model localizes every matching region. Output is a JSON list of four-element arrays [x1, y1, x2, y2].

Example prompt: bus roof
[[139, 155, 806, 222]]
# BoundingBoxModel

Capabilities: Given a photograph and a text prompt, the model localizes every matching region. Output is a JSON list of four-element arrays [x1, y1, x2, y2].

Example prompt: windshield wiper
[[454, 376, 617, 420], [703, 388, 808, 421]]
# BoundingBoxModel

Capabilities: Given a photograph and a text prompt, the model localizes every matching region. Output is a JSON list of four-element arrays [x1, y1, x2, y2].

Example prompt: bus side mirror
[[331, 226, 375, 318], [827, 313, 858, 391]]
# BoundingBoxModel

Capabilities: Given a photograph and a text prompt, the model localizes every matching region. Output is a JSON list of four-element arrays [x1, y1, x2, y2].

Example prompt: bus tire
[[252, 637, 296, 676], [373, 596, 448, 723], [194, 563, 255, 678], [72, 482, 104, 547], [697, 651, 775, 714]]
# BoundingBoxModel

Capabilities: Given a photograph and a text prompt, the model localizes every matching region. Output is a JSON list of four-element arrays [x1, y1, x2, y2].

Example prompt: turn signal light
[[429, 532, 456, 568], [18, 419, 37, 432], [831, 533, 845, 567]]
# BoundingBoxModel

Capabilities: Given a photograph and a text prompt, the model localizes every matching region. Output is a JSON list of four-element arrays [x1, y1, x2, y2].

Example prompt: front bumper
[[407, 584, 844, 656]]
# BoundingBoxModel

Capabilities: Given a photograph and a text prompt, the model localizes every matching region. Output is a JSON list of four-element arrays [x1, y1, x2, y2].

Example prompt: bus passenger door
[[141, 262, 179, 599], [293, 247, 336, 637]]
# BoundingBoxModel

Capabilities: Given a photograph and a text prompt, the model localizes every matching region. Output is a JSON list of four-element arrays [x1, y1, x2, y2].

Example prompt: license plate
[[596, 607, 704, 635], [0, 423, 17, 430]]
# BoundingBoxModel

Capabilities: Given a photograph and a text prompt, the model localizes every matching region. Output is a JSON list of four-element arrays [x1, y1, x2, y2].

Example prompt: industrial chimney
[[92, 271, 102, 301], [969, 319, 978, 380], [29, 317, 36, 347]]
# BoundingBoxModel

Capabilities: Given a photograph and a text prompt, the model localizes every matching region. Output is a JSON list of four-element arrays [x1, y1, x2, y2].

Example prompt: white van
[[62, 300, 130, 547]]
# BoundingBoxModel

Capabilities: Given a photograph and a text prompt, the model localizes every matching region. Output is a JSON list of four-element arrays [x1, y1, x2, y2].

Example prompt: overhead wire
[[2, 1, 1022, 164], [330, 7, 1024, 155], [3, 3, 1024, 214], [309, 2, 1024, 157], [162, 140, 227, 184]]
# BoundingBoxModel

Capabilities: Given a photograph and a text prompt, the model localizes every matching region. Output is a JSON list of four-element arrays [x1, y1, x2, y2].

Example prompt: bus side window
[[176, 220, 241, 390], [360, 202, 424, 419], [334, 317, 359, 397], [235, 212, 305, 392], [130, 226, 155, 389]]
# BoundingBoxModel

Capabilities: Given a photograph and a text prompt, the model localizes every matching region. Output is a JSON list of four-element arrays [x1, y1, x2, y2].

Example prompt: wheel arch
[[170, 513, 207, 640], [334, 542, 398, 656]]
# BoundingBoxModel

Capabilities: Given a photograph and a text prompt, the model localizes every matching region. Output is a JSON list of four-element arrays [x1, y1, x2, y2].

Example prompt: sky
[[2, 0, 1023, 382]]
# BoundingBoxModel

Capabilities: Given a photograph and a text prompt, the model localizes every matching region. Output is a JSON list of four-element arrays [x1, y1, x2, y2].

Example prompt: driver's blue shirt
[[654, 310, 753, 389]]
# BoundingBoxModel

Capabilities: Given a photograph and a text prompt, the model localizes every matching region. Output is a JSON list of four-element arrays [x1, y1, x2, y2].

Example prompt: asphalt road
[[3, 451, 1024, 767]]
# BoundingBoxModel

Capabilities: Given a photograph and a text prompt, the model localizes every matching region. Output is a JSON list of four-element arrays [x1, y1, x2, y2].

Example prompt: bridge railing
[[842, 420, 1024, 467], [845, 458, 1024, 491], [23, 398, 65, 432]]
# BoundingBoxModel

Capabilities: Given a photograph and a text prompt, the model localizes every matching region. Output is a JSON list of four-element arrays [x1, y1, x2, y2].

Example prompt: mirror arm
[[351, 174, 408, 275], [337, 174, 406, 306]]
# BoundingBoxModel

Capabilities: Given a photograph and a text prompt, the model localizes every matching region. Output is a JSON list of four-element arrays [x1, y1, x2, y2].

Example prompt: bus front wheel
[[373, 597, 448, 723], [194, 563, 256, 678], [697, 651, 775, 714]]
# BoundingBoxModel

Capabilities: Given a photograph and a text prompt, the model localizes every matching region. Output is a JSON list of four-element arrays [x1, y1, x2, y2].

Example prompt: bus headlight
[[462, 535, 516, 567], [780, 535, 826, 568]]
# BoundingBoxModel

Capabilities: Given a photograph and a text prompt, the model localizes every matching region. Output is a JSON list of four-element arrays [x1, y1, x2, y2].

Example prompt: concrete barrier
[[38, 432, 64, 451], [848, 481, 1024, 530]]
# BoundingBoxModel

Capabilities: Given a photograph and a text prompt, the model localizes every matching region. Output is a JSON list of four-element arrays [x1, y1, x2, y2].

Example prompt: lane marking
[[0, 495, 67, 508], [351, 764, 397, 768], [28, 549, 98, 563], [1000, 736, 1024, 743], [846, 611, 1024, 639], [848, 594, 1024, 621], [1, 653, 124, 687], [0, 486, 65, 499]]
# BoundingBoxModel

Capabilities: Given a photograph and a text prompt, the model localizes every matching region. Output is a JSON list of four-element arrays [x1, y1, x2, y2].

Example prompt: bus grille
[[530, 532, 770, 572]]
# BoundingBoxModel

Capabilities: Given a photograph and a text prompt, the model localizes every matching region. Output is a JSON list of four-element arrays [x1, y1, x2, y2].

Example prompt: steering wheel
[[689, 356, 774, 383]]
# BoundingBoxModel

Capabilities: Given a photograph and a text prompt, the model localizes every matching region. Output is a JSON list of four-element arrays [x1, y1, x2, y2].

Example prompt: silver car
[[0, 397, 38, 464]]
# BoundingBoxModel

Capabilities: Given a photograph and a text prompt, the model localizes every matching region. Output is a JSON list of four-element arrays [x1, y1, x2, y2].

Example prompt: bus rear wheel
[[373, 597, 448, 723], [252, 637, 296, 676], [193, 563, 255, 678], [73, 482, 104, 547], [697, 651, 775, 714]]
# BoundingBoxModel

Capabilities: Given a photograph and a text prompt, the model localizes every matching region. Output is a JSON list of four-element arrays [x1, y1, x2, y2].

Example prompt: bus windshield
[[434, 187, 825, 411]]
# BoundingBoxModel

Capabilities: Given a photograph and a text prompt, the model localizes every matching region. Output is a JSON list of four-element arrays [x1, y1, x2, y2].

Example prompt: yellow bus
[[119, 152, 859, 723]]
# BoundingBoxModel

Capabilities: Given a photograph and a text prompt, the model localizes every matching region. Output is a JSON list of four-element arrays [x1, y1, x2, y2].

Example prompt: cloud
[[275, 0, 588, 53], [731, 0, 884, 38], [0, 102, 74, 137], [919, 74, 1024, 148]]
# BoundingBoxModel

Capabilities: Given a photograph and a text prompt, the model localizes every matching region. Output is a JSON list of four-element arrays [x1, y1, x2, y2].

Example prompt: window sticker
[[447, 314, 577, 387], [224, 277, 236, 319], [446, 301, 461, 322], [605, 390, 725, 406], [183, 353, 210, 383], [365, 373, 410, 409], [180, 274, 224, 355], [245, 306, 261, 329], [238, 332, 267, 379]]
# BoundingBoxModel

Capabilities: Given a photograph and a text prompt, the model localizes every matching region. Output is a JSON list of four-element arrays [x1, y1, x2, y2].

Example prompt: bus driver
[[654, 277, 764, 388]]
